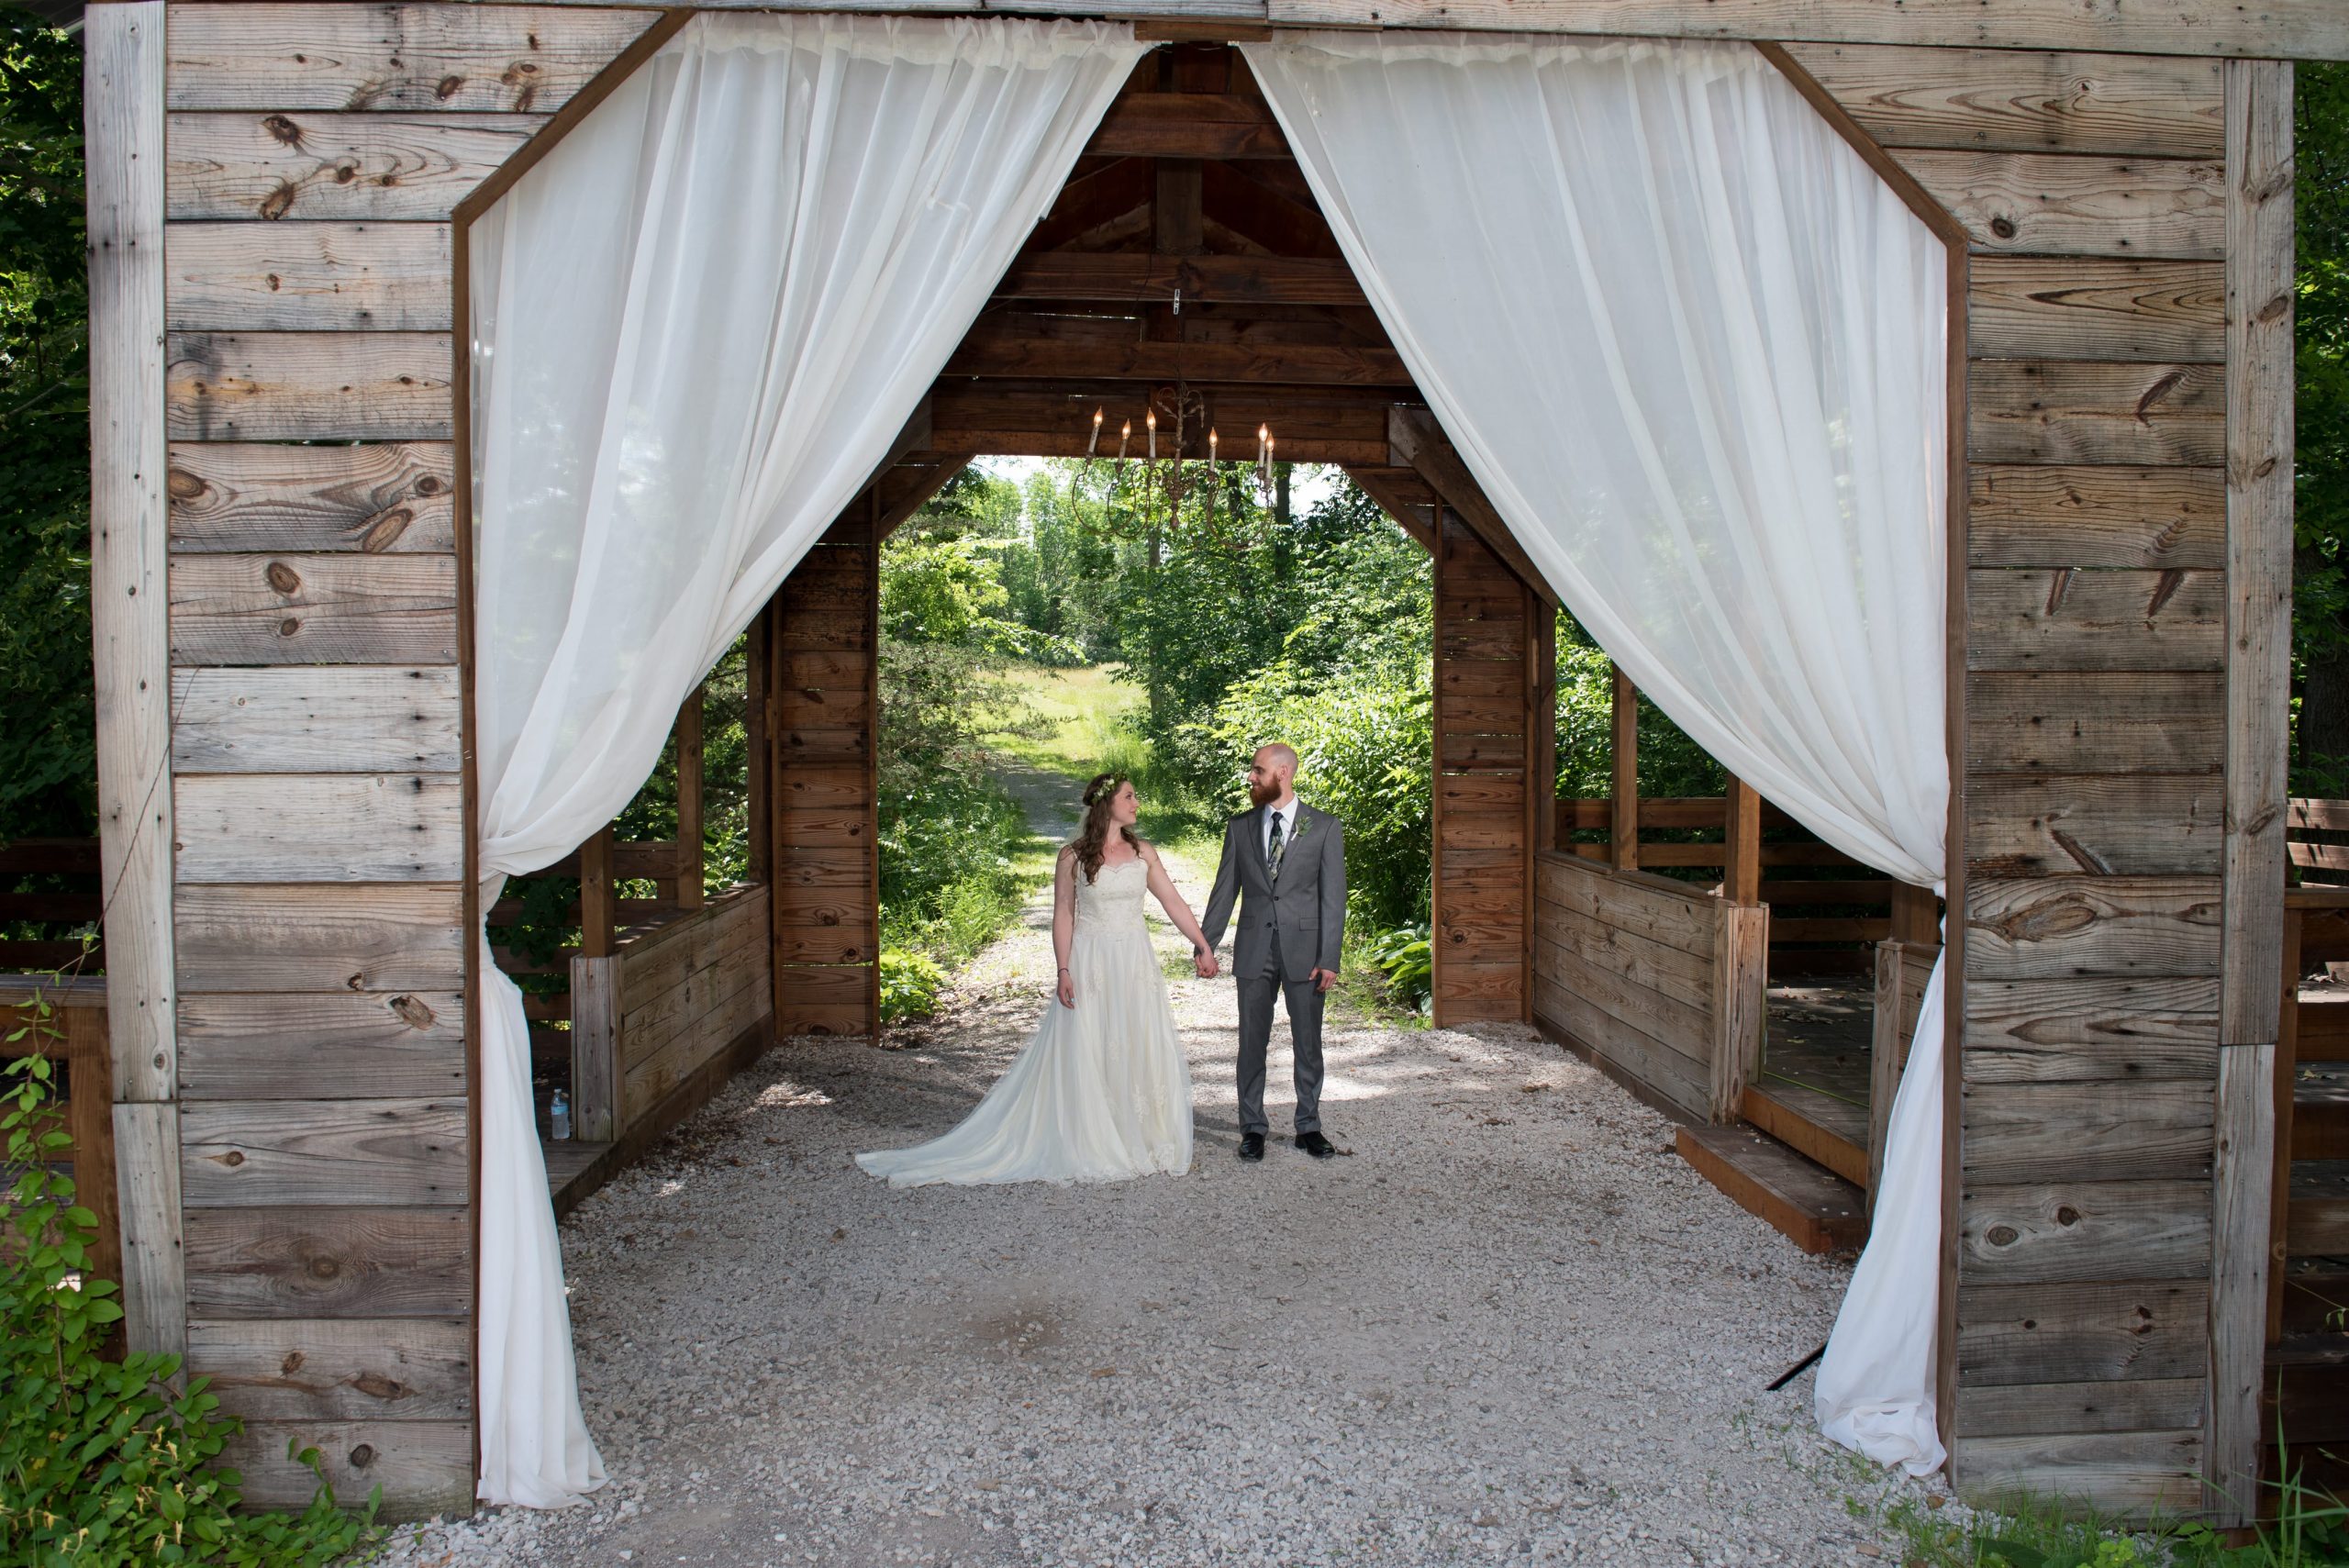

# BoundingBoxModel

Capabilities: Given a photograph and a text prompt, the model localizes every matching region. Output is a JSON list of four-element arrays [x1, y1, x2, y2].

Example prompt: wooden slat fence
[[1558, 796, 1901, 976], [485, 685, 717, 1095], [0, 840, 106, 973], [1531, 850, 1767, 1123]]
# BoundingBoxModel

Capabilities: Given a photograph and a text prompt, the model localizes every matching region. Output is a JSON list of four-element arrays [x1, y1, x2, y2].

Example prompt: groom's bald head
[[1247, 744, 1297, 806]]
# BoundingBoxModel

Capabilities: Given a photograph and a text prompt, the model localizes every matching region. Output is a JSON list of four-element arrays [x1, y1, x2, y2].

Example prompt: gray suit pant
[[1236, 928, 1324, 1135]]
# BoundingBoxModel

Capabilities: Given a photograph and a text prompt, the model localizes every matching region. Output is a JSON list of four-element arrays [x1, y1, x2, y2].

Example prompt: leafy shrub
[[1, 1001, 379, 1564], [1210, 661, 1434, 930], [877, 947, 949, 1023], [1361, 924, 1433, 1016]]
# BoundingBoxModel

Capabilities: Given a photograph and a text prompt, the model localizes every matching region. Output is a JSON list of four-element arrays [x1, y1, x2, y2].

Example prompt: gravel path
[[382, 834, 1941, 1568]]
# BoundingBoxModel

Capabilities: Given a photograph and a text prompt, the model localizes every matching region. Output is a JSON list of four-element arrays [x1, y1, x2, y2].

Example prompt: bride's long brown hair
[[1070, 773, 1142, 884]]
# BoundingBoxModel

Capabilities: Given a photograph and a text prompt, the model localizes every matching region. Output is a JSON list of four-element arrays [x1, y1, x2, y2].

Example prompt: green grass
[[987, 662, 1223, 852]]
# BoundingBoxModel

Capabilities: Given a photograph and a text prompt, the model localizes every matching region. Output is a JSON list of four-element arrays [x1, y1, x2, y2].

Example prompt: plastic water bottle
[[551, 1088, 572, 1141]]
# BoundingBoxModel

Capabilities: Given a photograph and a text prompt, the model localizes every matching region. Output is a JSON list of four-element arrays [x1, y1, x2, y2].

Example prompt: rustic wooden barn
[[72, 0, 2343, 1522]]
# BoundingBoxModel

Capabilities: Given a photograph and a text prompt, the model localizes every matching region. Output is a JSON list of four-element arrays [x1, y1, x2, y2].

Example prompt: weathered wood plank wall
[[1769, 39, 2252, 1517], [150, 0, 662, 1515]]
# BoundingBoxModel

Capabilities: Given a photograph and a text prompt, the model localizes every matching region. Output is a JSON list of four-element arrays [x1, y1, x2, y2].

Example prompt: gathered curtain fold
[[1241, 31, 1952, 1475], [465, 13, 1145, 1506]]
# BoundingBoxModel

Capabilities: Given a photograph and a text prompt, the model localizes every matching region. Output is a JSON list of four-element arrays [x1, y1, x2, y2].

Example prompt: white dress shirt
[[1262, 798, 1300, 862]]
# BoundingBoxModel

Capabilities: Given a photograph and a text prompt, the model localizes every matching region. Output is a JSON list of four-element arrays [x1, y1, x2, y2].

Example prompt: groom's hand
[[1311, 967, 1338, 994], [1194, 948, 1219, 979]]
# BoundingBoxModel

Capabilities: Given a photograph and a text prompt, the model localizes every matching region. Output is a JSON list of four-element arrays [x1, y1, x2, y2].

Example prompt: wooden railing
[[568, 883, 772, 1146], [1531, 849, 1766, 1123], [1556, 795, 1938, 975], [0, 839, 104, 973], [487, 684, 716, 1081]]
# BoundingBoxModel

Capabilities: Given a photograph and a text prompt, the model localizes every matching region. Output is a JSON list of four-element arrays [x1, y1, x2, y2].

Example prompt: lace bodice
[[1074, 855, 1149, 935]]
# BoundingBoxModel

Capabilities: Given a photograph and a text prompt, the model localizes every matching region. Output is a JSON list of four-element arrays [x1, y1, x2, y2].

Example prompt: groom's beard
[[1247, 779, 1280, 806]]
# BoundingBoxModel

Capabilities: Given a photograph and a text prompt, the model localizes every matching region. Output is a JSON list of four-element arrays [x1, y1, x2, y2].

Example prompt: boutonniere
[[1291, 817, 1310, 840]]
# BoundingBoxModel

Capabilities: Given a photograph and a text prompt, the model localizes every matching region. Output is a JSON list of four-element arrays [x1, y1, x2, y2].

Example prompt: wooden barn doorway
[[687, 38, 1564, 1043], [515, 35, 1920, 1271]]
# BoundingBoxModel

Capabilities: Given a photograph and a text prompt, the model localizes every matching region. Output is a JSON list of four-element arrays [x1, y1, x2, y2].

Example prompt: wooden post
[[1529, 600, 1558, 858], [747, 598, 773, 889], [2209, 57, 2295, 1529], [1526, 596, 1555, 1023], [1889, 880, 1939, 947], [674, 685, 705, 912], [1610, 665, 1638, 872], [1722, 776, 1761, 906], [86, 0, 182, 1367], [1868, 940, 1907, 1209], [1709, 902, 1769, 1121], [2270, 900, 2302, 1342], [568, 954, 619, 1143], [579, 823, 617, 960]]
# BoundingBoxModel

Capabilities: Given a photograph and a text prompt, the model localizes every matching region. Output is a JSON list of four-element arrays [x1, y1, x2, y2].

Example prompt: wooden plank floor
[[1743, 984, 1873, 1188], [542, 1137, 615, 1219]]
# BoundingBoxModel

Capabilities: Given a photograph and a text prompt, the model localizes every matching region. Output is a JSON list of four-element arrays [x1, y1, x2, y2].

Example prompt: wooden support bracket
[[1388, 406, 1561, 610]]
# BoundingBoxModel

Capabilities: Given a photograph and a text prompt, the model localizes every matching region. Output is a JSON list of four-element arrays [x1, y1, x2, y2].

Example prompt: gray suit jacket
[[1200, 802, 1346, 983]]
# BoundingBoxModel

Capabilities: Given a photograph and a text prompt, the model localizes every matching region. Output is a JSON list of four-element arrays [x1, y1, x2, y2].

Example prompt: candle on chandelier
[[1088, 406, 1103, 460], [1117, 419, 1131, 467], [1208, 427, 1219, 464], [1146, 407, 1157, 462]]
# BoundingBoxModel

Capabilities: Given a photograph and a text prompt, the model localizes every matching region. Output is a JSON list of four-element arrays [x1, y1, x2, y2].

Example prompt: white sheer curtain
[[1243, 32, 1950, 1473], [467, 14, 1143, 1505]]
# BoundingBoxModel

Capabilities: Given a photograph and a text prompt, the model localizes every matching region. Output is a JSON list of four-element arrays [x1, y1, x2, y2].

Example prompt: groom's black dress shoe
[[1296, 1130, 1338, 1160], [1237, 1132, 1265, 1162]]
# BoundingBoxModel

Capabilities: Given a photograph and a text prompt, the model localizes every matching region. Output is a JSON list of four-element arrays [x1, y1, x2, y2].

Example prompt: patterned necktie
[[1266, 810, 1286, 885]]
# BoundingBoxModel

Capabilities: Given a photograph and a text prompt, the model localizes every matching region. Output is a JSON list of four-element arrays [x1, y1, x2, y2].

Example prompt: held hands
[[1193, 944, 1219, 979]]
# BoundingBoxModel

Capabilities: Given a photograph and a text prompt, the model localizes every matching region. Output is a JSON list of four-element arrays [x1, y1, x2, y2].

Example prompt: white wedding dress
[[855, 857, 1194, 1185]]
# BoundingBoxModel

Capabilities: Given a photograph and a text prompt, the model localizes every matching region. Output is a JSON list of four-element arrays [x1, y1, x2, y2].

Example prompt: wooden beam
[[449, 8, 695, 227], [87, 1, 183, 1366], [993, 252, 1366, 307], [569, 954, 618, 1143], [88, 0, 172, 1098], [1089, 93, 1287, 160], [1611, 665, 1638, 873], [1254, 0, 2349, 61], [945, 328, 1408, 387], [1154, 158, 1204, 256], [579, 824, 616, 961], [747, 597, 773, 890], [2207, 56, 2294, 1534], [1388, 406, 1561, 610], [674, 686, 704, 913], [876, 456, 978, 543], [1723, 777, 1762, 906], [1342, 465, 1436, 552]]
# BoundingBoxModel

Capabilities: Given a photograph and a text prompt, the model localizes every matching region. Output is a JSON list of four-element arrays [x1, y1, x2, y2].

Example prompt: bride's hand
[[1057, 968, 1075, 1008]]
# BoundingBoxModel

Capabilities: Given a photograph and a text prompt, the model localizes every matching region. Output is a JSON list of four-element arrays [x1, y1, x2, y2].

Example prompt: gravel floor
[[380, 842, 1943, 1568]]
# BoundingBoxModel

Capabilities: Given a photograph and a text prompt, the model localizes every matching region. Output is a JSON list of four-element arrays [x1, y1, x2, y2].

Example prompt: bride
[[855, 773, 1217, 1186]]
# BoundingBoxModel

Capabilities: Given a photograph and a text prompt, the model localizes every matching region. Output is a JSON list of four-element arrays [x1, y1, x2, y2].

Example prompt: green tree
[[2296, 61, 2349, 788], [0, 11, 92, 846]]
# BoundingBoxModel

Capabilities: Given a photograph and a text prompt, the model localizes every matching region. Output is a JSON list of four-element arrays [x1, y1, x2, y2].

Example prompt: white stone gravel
[[375, 846, 1946, 1567]]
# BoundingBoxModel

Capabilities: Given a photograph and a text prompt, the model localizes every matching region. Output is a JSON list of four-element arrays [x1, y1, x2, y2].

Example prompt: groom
[[1200, 743, 1348, 1162]]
